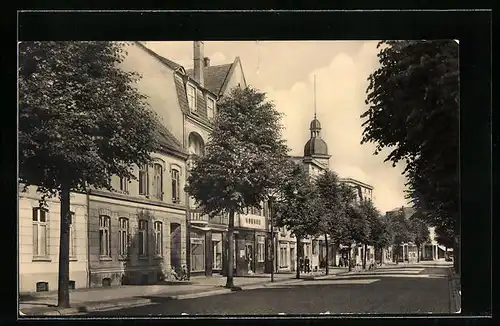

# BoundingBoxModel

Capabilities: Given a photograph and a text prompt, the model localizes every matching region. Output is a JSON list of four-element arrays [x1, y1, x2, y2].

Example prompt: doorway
[[290, 247, 295, 271], [170, 223, 182, 272], [245, 243, 254, 273]]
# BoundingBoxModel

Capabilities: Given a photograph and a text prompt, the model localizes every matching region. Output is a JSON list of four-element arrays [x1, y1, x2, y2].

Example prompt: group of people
[[299, 256, 312, 273]]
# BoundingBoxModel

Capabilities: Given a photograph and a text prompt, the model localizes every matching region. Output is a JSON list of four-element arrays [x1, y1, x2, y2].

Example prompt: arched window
[[118, 217, 129, 258], [188, 132, 205, 157], [138, 219, 148, 256], [154, 221, 163, 257], [171, 168, 180, 203], [99, 216, 111, 257], [139, 165, 148, 196], [152, 163, 163, 200]]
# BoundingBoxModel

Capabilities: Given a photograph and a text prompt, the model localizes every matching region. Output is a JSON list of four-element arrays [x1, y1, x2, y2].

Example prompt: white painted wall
[[19, 187, 88, 293]]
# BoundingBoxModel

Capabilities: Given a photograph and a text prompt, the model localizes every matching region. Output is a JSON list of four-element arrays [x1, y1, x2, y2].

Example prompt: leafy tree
[[274, 163, 320, 279], [18, 41, 159, 308], [359, 200, 382, 269], [337, 182, 358, 271], [314, 170, 347, 274], [361, 40, 459, 273], [185, 86, 289, 288], [387, 209, 413, 264], [409, 211, 430, 262], [370, 214, 392, 265]]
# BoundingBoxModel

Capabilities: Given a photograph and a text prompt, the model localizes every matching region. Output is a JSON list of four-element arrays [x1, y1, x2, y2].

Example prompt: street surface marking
[[301, 279, 380, 285]]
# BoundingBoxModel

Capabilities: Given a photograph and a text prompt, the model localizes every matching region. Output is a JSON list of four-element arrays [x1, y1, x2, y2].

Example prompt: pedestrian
[[339, 257, 344, 267], [299, 256, 304, 272], [305, 256, 310, 273]]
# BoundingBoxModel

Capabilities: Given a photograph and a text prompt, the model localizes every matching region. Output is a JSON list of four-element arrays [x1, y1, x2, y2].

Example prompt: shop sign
[[239, 214, 266, 230]]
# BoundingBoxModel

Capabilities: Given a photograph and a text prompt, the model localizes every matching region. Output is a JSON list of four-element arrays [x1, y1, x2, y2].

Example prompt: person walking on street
[[305, 256, 311, 274]]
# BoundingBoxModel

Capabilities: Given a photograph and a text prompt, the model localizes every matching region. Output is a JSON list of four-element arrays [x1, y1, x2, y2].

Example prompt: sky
[[144, 41, 410, 213]]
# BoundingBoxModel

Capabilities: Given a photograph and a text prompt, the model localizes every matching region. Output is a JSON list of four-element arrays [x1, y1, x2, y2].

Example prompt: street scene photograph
[[18, 39, 460, 317]]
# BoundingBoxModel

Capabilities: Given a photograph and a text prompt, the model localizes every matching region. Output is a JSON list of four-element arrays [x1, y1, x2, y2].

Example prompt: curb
[[19, 276, 298, 316], [447, 267, 461, 313]]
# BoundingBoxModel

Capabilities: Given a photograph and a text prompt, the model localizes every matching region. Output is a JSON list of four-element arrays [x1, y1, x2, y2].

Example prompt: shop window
[[212, 239, 223, 270], [190, 233, 205, 272], [257, 236, 265, 262]]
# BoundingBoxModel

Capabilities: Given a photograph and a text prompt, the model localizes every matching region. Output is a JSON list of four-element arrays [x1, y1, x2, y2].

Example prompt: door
[[290, 247, 295, 271], [245, 243, 254, 273]]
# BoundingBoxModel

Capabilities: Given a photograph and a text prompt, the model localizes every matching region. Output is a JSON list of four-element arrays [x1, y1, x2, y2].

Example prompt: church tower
[[303, 75, 331, 170]]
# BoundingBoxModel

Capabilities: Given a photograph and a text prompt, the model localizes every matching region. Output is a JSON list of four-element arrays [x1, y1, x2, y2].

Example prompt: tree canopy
[[361, 40, 459, 251], [19, 41, 160, 200], [19, 41, 160, 307], [274, 163, 320, 239], [185, 86, 290, 217]]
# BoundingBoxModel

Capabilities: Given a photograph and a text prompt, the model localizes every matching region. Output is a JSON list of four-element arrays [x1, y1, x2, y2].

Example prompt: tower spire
[[313, 74, 317, 119]]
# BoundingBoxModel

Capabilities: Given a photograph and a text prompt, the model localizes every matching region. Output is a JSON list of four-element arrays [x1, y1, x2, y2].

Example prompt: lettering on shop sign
[[245, 217, 261, 225]]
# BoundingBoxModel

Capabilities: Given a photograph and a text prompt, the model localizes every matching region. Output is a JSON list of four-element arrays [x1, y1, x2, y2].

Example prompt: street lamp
[[269, 196, 275, 282]]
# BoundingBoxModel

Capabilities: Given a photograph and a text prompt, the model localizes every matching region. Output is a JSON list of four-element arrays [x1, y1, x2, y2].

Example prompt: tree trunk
[[348, 246, 352, 272], [363, 244, 367, 270], [325, 234, 329, 275], [454, 235, 460, 275], [57, 184, 71, 308], [395, 244, 399, 264], [296, 235, 301, 279], [416, 245, 420, 263], [225, 209, 235, 288]]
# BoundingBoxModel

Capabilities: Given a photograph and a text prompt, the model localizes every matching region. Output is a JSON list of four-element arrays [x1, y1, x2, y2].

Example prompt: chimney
[[203, 57, 210, 67], [193, 41, 204, 86]]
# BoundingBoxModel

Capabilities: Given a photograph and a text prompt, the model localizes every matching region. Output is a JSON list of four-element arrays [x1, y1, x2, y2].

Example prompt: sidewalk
[[19, 273, 296, 316]]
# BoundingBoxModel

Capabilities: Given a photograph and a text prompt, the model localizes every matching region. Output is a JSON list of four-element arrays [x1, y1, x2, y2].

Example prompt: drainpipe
[[86, 188, 91, 288]]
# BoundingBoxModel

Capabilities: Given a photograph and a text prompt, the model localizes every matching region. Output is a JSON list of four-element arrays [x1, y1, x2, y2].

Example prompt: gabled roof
[[134, 42, 185, 73], [186, 62, 233, 97], [154, 123, 187, 158]]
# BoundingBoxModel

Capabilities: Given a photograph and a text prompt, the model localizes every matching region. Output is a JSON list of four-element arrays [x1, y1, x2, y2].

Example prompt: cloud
[[264, 41, 409, 212]]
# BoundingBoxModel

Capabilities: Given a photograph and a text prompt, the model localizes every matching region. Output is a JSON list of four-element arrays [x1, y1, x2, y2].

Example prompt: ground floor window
[[279, 244, 288, 268], [257, 236, 265, 262], [212, 236, 223, 270], [190, 233, 205, 272]]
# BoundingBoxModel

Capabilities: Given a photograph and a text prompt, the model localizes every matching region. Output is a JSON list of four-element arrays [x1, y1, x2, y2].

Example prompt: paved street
[[84, 266, 451, 316]]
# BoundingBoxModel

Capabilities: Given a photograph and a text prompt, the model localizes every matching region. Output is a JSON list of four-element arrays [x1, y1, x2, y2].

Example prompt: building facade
[[19, 186, 89, 293]]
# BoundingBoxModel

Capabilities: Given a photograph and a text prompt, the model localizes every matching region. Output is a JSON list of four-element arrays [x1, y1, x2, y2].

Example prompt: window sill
[[118, 256, 129, 261], [99, 256, 112, 261], [69, 257, 78, 262], [32, 257, 51, 262], [139, 255, 149, 260]]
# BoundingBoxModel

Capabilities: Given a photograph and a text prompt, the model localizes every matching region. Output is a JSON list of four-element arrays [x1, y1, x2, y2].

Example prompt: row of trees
[[360, 40, 459, 273], [273, 165, 431, 278]]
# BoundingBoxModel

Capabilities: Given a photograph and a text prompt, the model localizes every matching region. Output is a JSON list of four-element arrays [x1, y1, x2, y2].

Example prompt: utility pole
[[270, 197, 275, 282]]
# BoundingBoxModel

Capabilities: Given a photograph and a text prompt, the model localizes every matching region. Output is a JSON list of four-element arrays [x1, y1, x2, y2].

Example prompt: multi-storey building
[[19, 186, 89, 293]]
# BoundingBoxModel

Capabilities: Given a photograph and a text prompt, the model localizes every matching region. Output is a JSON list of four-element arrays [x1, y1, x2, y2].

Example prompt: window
[[187, 84, 197, 111], [139, 165, 148, 196], [212, 239, 222, 270], [69, 212, 76, 258], [207, 97, 215, 119], [257, 236, 265, 262], [138, 220, 148, 256], [190, 232, 205, 272], [119, 176, 129, 193], [312, 240, 318, 255], [279, 245, 288, 268], [171, 169, 180, 203], [32, 208, 48, 257], [99, 216, 111, 257], [118, 218, 129, 257], [154, 221, 163, 256], [152, 163, 163, 200]]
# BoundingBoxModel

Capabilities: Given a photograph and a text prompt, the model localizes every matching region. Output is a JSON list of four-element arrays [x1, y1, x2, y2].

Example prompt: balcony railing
[[188, 210, 229, 225], [189, 210, 209, 223]]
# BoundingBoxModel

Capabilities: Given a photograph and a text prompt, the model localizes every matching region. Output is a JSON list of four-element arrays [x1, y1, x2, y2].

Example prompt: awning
[[190, 225, 211, 232]]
